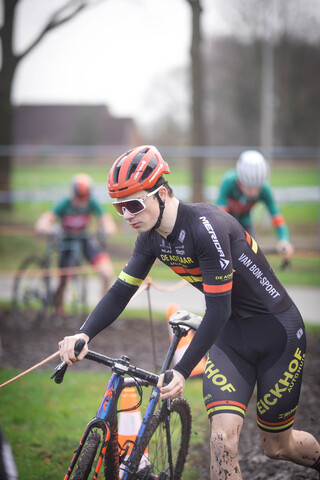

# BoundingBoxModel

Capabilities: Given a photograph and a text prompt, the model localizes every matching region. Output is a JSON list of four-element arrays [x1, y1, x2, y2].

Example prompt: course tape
[[0, 262, 125, 279], [0, 351, 60, 389], [131, 276, 187, 300]]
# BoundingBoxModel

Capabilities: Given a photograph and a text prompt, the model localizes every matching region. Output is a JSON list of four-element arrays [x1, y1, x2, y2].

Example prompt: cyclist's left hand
[[276, 240, 294, 261], [158, 370, 185, 400], [100, 213, 117, 236]]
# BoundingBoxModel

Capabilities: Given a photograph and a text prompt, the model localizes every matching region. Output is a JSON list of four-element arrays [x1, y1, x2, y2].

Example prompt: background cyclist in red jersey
[[58, 146, 320, 480], [35, 173, 116, 314], [216, 150, 294, 263]]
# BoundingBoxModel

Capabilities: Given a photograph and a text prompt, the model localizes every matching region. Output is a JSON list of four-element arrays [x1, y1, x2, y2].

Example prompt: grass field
[[0, 368, 205, 480], [10, 161, 320, 189]]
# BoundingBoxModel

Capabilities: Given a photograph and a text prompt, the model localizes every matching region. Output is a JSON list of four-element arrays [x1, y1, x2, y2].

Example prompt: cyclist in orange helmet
[[59, 146, 320, 479], [108, 145, 170, 230], [35, 173, 116, 314]]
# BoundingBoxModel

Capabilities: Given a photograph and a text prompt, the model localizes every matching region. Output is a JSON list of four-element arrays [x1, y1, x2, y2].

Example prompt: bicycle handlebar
[[50, 339, 159, 387]]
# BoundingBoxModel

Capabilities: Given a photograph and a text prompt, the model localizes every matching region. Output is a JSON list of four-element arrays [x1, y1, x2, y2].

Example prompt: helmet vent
[[139, 156, 158, 182], [126, 149, 149, 181], [114, 155, 127, 183]]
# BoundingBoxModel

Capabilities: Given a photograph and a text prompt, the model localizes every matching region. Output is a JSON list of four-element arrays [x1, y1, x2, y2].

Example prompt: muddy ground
[[0, 307, 319, 479]]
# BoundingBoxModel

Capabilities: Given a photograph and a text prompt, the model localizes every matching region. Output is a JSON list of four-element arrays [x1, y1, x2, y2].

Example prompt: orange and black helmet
[[72, 173, 93, 199], [108, 145, 170, 198]]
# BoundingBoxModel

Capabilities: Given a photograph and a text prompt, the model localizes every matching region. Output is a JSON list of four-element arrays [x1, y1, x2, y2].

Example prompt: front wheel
[[12, 255, 50, 329], [70, 430, 101, 480], [129, 397, 192, 480]]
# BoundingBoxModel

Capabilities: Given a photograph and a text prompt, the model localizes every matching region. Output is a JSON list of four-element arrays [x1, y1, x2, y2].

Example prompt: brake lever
[[50, 360, 68, 384], [50, 338, 86, 384]]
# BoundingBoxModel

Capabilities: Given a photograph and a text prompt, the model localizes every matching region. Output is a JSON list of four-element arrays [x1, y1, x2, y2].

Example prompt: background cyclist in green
[[216, 150, 294, 262], [35, 173, 116, 315]]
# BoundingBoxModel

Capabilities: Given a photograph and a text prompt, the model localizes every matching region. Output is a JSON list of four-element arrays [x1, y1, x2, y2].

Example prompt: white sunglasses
[[112, 186, 162, 216]]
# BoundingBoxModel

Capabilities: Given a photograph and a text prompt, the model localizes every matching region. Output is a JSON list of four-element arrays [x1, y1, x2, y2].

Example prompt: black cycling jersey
[[78, 201, 293, 380]]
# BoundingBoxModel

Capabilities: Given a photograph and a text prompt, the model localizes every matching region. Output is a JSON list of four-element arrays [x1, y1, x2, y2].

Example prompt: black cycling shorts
[[59, 237, 109, 268], [202, 304, 306, 433]]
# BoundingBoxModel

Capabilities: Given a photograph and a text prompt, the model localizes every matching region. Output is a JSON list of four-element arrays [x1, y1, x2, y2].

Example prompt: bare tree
[[0, 0, 104, 208], [211, 0, 320, 155]]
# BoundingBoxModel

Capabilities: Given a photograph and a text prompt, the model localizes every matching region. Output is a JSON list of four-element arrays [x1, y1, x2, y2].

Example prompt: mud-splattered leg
[[260, 427, 320, 471], [210, 414, 243, 479]]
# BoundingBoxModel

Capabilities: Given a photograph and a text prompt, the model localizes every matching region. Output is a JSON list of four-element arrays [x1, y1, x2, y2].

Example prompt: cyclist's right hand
[[58, 333, 89, 366], [158, 369, 185, 400], [34, 211, 58, 236], [48, 224, 63, 240], [276, 240, 294, 262]]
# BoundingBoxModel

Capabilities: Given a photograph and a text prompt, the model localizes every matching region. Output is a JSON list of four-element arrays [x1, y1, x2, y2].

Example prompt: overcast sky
[[12, 0, 229, 125]]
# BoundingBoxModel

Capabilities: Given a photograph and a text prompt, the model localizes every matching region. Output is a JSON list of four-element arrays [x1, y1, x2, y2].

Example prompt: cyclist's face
[[72, 194, 89, 207], [120, 189, 163, 233]]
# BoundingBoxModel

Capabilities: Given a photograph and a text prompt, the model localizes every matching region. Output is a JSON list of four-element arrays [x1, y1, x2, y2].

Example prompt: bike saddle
[[168, 310, 202, 331]]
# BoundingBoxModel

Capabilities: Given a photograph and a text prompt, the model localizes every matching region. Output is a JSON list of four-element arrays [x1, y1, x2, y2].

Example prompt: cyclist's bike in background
[[11, 230, 97, 329]]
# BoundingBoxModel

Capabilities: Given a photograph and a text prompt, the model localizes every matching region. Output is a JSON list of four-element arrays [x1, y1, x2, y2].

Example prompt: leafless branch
[[16, 0, 93, 61]]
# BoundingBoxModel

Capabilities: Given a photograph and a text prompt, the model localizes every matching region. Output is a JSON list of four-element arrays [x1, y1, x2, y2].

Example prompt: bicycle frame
[[119, 331, 183, 479], [12, 231, 103, 329], [46, 232, 91, 311], [46, 232, 89, 275], [31, 234, 87, 306], [60, 328, 185, 480]]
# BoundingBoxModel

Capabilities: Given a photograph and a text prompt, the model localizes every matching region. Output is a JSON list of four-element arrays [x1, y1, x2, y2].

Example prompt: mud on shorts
[[203, 304, 306, 433]]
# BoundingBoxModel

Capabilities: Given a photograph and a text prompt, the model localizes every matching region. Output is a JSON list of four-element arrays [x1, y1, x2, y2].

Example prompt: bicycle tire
[[103, 428, 121, 480], [128, 397, 192, 480], [70, 430, 101, 480], [12, 255, 50, 329]]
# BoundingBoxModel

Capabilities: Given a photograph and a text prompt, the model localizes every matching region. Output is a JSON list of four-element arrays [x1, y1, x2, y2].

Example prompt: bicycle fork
[[63, 417, 110, 480], [64, 375, 124, 480]]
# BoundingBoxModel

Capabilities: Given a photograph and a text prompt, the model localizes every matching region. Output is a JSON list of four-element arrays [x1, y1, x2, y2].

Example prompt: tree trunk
[[0, 68, 16, 208], [0, 0, 18, 209], [188, 0, 205, 203], [0, 84, 15, 205]]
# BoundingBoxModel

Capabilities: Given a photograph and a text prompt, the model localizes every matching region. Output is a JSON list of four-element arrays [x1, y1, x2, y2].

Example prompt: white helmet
[[236, 150, 269, 188]]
